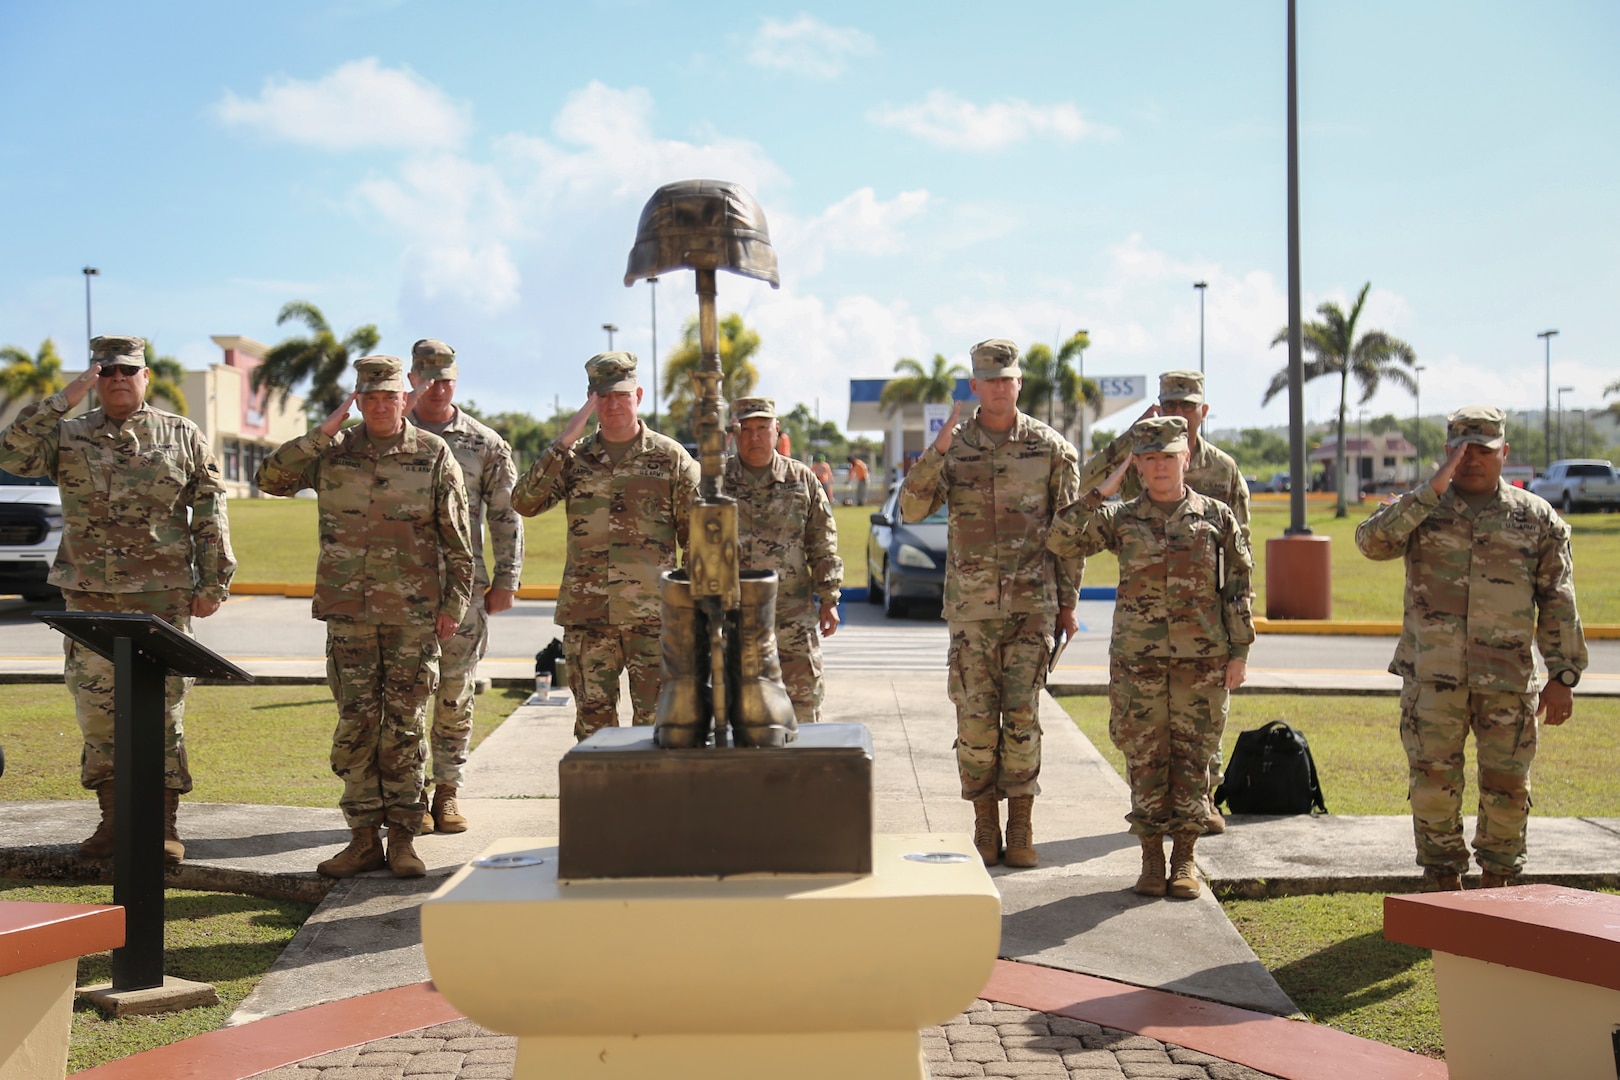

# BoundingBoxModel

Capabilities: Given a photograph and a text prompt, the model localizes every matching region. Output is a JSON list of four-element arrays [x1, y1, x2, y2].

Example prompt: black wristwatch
[[1552, 669, 1580, 688]]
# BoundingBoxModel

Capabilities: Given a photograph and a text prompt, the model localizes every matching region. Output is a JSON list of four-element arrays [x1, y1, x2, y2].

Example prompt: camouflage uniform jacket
[[1354, 480, 1587, 692], [724, 452, 843, 622], [899, 410, 1081, 621], [1081, 432, 1251, 542], [256, 424, 474, 626], [511, 424, 698, 627], [1048, 489, 1254, 661], [410, 408, 523, 591], [0, 393, 235, 599]]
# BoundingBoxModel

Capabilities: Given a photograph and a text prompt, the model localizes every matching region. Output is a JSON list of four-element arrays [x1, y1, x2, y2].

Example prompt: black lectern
[[39, 611, 253, 992]]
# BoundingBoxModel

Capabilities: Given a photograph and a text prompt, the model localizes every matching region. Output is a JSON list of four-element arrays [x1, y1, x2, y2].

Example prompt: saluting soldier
[[1356, 406, 1587, 891], [1081, 369, 1249, 833], [899, 338, 1081, 870], [0, 335, 234, 865], [1049, 416, 1253, 900], [512, 353, 698, 741], [257, 356, 474, 879], [726, 396, 842, 724], [406, 339, 523, 835]]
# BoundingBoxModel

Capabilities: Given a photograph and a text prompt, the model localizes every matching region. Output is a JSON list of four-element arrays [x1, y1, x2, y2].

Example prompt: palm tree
[[1017, 332, 1100, 432], [661, 313, 761, 439], [0, 339, 67, 417], [1264, 282, 1417, 517], [1605, 378, 1619, 398], [252, 301, 381, 420], [141, 343, 188, 414], [880, 354, 967, 412]]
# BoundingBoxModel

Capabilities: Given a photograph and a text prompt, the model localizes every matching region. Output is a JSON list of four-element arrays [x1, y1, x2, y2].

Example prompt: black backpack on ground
[[1213, 720, 1328, 815]]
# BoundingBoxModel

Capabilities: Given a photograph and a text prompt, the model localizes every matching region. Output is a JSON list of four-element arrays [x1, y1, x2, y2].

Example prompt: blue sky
[[2, 1, 1615, 432]]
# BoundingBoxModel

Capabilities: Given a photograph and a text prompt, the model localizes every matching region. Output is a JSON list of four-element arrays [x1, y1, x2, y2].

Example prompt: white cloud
[[215, 58, 469, 151], [747, 15, 875, 79], [773, 187, 931, 276], [868, 90, 1109, 150]]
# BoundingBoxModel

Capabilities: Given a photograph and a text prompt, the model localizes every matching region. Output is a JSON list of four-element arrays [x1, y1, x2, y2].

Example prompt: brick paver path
[[253, 1000, 1279, 1079]]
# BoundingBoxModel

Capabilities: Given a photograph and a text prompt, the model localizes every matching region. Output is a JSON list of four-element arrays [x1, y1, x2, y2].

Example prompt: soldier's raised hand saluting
[[930, 400, 963, 454]]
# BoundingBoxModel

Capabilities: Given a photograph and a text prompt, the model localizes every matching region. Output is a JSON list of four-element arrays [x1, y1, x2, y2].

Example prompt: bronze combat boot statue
[[630, 180, 798, 751]]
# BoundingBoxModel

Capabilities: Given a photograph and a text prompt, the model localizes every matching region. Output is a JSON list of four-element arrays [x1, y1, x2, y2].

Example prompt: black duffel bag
[[1213, 720, 1328, 815]]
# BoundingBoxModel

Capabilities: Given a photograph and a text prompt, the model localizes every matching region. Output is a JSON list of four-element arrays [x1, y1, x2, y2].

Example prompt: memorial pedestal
[[422, 833, 1000, 1080], [1265, 533, 1332, 620]]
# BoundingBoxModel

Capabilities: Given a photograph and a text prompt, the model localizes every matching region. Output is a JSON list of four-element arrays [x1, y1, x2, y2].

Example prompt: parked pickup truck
[[1529, 459, 1620, 514]]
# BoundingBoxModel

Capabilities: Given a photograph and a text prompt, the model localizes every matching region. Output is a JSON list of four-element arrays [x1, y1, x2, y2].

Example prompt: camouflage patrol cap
[[732, 396, 776, 422], [89, 335, 147, 367], [586, 351, 638, 395], [354, 355, 407, 393], [1159, 369, 1205, 405], [1446, 405, 1507, 450], [970, 338, 1021, 379], [410, 339, 459, 380], [1132, 415, 1190, 455]]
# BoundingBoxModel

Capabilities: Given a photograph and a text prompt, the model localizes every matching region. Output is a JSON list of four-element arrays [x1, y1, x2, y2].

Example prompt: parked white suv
[[0, 470, 62, 601]]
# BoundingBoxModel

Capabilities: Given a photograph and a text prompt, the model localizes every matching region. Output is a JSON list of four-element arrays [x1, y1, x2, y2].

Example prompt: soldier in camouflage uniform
[[0, 335, 234, 865], [1081, 369, 1249, 833], [1355, 405, 1586, 891], [257, 356, 473, 879], [725, 397, 842, 724], [899, 339, 1081, 870], [512, 353, 698, 742], [406, 339, 522, 835], [1050, 416, 1253, 900]]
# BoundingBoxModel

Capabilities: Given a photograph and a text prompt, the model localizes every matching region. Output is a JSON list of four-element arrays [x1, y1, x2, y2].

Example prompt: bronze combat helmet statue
[[626, 180, 798, 750]]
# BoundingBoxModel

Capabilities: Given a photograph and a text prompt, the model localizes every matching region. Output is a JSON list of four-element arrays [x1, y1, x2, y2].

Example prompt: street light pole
[[82, 267, 100, 363], [602, 323, 619, 351], [1285, 0, 1308, 535], [1193, 281, 1207, 376], [647, 277, 659, 432], [1557, 386, 1575, 460], [1413, 364, 1425, 483], [1538, 329, 1558, 471]]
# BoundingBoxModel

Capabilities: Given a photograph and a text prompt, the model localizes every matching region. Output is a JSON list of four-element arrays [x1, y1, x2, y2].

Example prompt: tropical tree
[[252, 301, 381, 420], [661, 313, 761, 440], [0, 339, 67, 417], [880, 353, 967, 412], [1605, 378, 1620, 399], [141, 342, 188, 414], [1264, 283, 1417, 516], [1017, 331, 1100, 432]]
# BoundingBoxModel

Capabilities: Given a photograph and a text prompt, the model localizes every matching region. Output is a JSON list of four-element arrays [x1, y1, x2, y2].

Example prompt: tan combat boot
[[415, 791, 436, 836], [1003, 795, 1038, 868], [79, 782, 116, 859], [1420, 867, 1463, 892], [162, 789, 185, 864], [1478, 869, 1516, 889], [1134, 834, 1168, 897], [972, 796, 1001, 866], [317, 827, 385, 878], [431, 784, 467, 834], [1204, 800, 1226, 835], [1168, 832, 1201, 898], [387, 830, 427, 878]]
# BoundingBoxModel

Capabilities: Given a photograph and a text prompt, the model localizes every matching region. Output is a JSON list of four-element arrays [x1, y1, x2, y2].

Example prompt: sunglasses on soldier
[[98, 365, 142, 379]]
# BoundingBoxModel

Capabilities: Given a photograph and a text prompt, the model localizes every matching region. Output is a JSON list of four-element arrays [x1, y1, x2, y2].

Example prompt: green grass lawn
[[0, 683, 532, 803], [229, 497, 1620, 623], [1057, 693, 1620, 818], [0, 880, 313, 1073]]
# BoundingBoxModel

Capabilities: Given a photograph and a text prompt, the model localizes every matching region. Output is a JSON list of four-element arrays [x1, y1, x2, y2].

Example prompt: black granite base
[[557, 722, 874, 879]]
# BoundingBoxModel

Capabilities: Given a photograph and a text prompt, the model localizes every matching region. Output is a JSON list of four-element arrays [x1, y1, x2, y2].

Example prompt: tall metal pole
[[82, 267, 100, 363], [1286, 0, 1308, 534], [1413, 364, 1425, 482], [602, 323, 619, 351], [1193, 281, 1207, 375], [648, 276, 659, 432], [1557, 386, 1574, 460], [1538, 329, 1558, 471]]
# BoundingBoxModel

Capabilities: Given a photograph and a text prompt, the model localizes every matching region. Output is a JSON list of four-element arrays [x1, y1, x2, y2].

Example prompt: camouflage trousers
[[1108, 656, 1229, 837], [777, 616, 824, 725], [563, 622, 660, 742], [947, 613, 1053, 800], [1400, 679, 1538, 875], [325, 620, 441, 830], [428, 602, 488, 786], [62, 588, 195, 793]]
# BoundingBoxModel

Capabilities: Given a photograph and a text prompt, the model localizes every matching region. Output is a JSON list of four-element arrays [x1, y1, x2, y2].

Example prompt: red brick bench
[[1385, 883, 1620, 1079], [0, 900, 124, 1080]]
